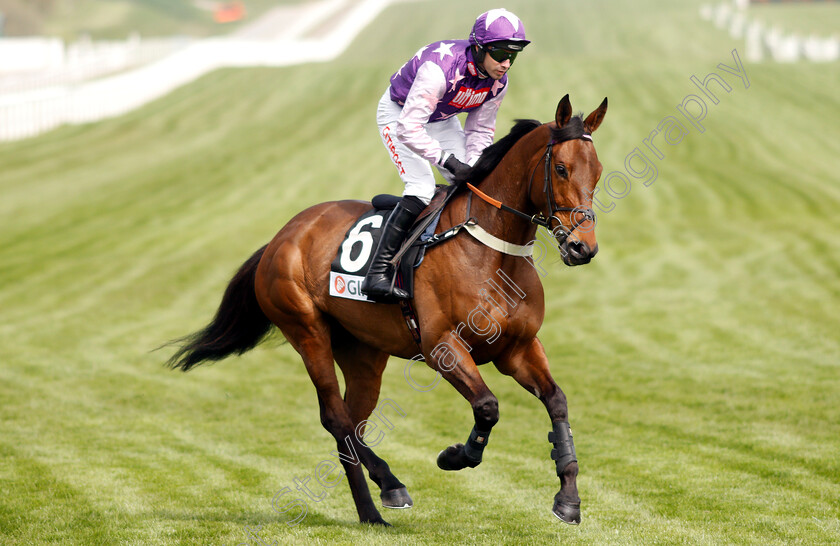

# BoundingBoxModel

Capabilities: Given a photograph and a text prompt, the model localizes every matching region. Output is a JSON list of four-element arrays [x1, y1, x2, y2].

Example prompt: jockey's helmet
[[469, 9, 530, 49]]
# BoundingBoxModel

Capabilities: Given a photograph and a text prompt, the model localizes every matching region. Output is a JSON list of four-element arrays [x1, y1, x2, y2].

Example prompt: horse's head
[[529, 94, 607, 266]]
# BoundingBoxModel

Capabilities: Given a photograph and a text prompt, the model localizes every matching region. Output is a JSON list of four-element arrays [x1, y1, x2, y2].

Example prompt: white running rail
[[0, 0, 397, 141]]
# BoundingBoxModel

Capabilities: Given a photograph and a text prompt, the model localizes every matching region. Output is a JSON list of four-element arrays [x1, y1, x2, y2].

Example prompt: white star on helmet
[[484, 9, 521, 31]]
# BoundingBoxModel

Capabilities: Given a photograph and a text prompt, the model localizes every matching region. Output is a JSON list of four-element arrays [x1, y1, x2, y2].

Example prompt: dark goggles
[[483, 44, 518, 64]]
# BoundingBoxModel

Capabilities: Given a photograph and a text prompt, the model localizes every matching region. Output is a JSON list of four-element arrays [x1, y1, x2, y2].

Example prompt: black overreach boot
[[361, 195, 425, 301]]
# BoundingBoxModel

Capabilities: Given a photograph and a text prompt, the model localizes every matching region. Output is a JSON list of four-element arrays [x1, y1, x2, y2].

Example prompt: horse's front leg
[[494, 337, 581, 525], [422, 345, 499, 472]]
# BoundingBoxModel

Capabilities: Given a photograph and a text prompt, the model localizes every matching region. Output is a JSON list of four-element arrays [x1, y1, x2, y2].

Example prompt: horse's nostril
[[568, 241, 587, 257]]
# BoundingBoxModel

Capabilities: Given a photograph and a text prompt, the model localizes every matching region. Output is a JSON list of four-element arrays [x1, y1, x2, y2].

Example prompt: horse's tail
[[167, 244, 272, 372]]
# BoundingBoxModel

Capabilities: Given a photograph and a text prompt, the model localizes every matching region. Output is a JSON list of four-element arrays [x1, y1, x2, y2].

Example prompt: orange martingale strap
[[467, 182, 549, 227], [467, 183, 502, 209]]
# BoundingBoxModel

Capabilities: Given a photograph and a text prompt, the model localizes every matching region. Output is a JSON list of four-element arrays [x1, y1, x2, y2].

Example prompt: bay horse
[[168, 94, 607, 526]]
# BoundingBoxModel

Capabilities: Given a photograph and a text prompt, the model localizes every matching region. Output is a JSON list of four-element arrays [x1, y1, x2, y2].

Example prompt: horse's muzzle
[[561, 240, 598, 266]]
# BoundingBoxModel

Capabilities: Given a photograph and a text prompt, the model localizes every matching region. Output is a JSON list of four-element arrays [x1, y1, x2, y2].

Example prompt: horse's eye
[[555, 163, 568, 177]]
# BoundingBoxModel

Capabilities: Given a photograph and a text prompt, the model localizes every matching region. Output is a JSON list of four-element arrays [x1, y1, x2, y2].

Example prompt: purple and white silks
[[389, 40, 506, 165], [378, 40, 507, 203]]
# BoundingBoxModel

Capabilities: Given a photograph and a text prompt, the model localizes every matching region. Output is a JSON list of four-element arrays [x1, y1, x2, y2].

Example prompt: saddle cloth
[[329, 194, 445, 302]]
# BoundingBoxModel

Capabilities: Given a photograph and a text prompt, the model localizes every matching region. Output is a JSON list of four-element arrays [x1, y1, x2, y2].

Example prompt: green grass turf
[[1, 0, 839, 544]]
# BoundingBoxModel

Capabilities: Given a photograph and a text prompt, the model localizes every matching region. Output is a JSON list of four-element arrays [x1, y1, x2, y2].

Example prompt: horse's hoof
[[380, 486, 413, 509], [437, 447, 455, 471], [552, 499, 581, 525], [436, 443, 480, 471], [363, 515, 392, 527], [436, 444, 465, 471]]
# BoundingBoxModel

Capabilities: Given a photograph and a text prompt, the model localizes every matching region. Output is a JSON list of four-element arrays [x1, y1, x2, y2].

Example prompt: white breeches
[[376, 89, 467, 204]]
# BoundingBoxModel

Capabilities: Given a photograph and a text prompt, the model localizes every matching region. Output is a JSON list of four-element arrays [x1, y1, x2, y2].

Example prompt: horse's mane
[[458, 115, 587, 186], [456, 119, 540, 185]]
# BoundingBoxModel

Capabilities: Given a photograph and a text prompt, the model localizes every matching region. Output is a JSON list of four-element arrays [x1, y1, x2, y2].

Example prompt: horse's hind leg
[[332, 333, 412, 509], [272, 311, 394, 525], [494, 337, 581, 525]]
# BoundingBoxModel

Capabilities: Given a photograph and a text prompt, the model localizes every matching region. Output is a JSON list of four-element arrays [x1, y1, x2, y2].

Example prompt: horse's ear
[[555, 94, 573, 128], [584, 97, 608, 134]]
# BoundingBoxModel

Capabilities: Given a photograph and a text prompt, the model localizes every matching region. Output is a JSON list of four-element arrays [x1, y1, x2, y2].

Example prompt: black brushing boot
[[361, 195, 425, 301]]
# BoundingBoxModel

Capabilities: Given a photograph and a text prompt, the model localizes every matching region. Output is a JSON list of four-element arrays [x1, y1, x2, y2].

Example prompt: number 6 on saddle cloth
[[329, 193, 444, 303]]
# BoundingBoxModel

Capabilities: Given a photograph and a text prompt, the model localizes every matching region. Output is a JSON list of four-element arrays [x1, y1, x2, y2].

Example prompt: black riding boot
[[361, 196, 425, 301]]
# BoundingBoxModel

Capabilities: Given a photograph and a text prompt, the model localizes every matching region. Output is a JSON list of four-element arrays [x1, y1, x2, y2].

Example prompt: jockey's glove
[[443, 154, 471, 185]]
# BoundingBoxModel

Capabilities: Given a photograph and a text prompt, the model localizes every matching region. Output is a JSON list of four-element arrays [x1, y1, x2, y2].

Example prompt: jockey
[[362, 8, 530, 301]]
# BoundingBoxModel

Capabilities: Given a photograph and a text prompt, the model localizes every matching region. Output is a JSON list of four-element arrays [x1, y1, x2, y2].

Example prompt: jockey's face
[[480, 52, 511, 80], [479, 44, 516, 80]]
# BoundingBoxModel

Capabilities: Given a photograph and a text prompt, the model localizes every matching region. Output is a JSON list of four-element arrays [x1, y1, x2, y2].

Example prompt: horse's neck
[[469, 131, 544, 247]]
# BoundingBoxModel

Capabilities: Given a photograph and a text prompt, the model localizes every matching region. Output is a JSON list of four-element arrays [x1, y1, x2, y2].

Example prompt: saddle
[[329, 185, 459, 303]]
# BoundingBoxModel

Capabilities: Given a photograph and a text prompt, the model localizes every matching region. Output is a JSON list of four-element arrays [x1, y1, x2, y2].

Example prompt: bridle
[[467, 134, 596, 246], [534, 135, 597, 245]]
